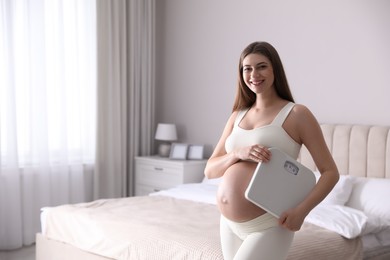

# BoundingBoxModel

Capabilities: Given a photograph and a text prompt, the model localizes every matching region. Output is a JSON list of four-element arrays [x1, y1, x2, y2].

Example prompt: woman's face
[[242, 53, 274, 94]]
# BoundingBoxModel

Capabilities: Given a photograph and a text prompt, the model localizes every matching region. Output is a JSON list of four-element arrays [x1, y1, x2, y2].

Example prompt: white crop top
[[225, 102, 301, 159]]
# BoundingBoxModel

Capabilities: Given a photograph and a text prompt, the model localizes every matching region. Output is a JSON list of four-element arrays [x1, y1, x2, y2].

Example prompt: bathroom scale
[[245, 147, 316, 218]]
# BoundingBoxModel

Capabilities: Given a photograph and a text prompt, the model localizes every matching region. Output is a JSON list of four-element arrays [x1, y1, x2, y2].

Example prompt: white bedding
[[40, 183, 221, 259], [151, 180, 390, 254], [40, 183, 215, 235], [41, 195, 223, 260], [41, 179, 390, 258]]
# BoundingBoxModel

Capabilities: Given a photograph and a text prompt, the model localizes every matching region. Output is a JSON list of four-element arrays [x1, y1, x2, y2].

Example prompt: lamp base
[[158, 143, 171, 157]]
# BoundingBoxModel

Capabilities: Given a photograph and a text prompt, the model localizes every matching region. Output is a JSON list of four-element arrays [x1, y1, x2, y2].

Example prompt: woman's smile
[[250, 79, 264, 86]]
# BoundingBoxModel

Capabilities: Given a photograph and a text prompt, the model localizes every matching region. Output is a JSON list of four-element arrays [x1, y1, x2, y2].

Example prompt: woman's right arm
[[204, 112, 239, 179]]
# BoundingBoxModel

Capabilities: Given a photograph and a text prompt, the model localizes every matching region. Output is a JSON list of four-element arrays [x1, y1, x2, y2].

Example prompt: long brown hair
[[232, 42, 294, 112]]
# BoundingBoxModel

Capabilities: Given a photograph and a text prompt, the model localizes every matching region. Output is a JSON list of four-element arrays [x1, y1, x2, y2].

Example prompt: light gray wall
[[155, 0, 390, 157]]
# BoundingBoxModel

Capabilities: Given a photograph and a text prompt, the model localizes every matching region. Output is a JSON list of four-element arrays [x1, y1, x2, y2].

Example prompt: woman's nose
[[251, 69, 260, 77]]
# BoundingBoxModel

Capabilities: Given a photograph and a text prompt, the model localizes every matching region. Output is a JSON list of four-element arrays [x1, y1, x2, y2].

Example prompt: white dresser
[[134, 156, 207, 196]]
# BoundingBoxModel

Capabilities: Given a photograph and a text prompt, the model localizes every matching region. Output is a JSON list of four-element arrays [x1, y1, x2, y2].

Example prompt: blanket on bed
[[43, 196, 362, 260]]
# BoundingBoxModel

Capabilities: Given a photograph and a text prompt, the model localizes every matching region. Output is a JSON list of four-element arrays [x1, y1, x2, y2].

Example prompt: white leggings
[[220, 214, 294, 260]]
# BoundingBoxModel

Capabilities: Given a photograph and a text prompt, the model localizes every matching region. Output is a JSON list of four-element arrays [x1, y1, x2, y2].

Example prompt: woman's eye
[[243, 67, 251, 72]]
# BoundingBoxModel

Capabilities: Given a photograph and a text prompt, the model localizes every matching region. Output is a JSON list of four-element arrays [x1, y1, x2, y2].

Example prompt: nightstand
[[134, 156, 207, 196]]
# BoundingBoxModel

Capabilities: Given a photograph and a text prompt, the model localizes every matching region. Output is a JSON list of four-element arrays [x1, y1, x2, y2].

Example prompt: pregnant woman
[[204, 41, 339, 260]]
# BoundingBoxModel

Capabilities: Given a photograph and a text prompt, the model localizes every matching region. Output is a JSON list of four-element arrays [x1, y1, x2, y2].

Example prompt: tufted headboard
[[299, 124, 390, 179]]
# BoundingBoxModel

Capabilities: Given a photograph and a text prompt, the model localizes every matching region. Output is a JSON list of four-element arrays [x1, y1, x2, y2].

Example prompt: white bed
[[36, 124, 390, 260]]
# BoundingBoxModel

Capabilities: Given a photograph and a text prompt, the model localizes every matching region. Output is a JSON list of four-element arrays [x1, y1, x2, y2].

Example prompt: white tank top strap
[[234, 108, 250, 126], [271, 102, 295, 126]]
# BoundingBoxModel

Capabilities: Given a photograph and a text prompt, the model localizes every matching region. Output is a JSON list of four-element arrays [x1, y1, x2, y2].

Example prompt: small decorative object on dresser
[[169, 143, 188, 160], [187, 145, 204, 160], [134, 156, 207, 196]]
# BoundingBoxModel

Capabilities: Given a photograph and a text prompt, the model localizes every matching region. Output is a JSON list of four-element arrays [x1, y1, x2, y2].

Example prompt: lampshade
[[155, 123, 177, 141]]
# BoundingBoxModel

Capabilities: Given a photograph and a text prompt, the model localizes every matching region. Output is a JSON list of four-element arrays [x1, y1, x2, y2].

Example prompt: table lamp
[[155, 123, 178, 157]]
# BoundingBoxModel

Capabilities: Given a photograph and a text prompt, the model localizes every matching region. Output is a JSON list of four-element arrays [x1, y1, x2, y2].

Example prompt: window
[[0, 0, 96, 166]]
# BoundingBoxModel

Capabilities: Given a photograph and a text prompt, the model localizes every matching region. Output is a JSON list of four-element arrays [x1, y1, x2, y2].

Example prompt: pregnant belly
[[217, 161, 267, 222]]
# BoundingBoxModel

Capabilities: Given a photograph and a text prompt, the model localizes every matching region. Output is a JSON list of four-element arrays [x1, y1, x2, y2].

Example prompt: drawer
[[137, 163, 181, 174], [136, 165, 182, 187]]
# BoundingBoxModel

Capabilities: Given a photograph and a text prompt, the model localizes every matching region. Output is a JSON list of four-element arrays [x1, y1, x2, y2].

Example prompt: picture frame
[[169, 143, 189, 160], [187, 145, 204, 160]]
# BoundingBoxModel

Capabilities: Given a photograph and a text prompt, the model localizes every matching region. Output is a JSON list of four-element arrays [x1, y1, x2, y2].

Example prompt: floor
[[0, 245, 35, 260]]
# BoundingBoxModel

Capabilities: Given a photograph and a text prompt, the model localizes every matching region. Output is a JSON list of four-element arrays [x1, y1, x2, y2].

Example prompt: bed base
[[36, 233, 113, 260]]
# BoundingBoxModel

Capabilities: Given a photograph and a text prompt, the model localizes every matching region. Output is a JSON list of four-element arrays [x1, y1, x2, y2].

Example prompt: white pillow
[[305, 204, 368, 239], [346, 177, 390, 225], [314, 172, 354, 205]]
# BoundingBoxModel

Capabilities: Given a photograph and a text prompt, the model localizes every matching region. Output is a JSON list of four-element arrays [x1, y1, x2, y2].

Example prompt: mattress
[[362, 228, 390, 259], [42, 195, 222, 260], [41, 183, 363, 260]]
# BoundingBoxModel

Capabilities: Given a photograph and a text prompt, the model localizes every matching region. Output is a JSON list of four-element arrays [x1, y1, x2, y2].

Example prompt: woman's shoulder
[[291, 103, 313, 117], [286, 103, 322, 144], [290, 103, 319, 125]]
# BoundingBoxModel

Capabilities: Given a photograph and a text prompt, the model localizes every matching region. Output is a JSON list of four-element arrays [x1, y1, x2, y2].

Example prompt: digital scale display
[[284, 160, 299, 175]]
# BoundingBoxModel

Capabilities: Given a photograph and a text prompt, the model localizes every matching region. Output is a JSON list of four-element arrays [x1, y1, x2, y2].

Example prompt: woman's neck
[[253, 91, 282, 110]]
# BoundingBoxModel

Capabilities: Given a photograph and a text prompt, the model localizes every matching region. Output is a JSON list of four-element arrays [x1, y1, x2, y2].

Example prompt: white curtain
[[0, 0, 155, 249], [0, 0, 96, 249], [94, 0, 155, 199]]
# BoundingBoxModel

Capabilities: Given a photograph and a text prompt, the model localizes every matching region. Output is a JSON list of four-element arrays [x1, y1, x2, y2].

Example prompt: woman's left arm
[[279, 105, 339, 231]]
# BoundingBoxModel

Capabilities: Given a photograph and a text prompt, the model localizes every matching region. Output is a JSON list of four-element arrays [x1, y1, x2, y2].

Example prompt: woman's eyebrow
[[256, 62, 268, 66], [243, 62, 268, 67]]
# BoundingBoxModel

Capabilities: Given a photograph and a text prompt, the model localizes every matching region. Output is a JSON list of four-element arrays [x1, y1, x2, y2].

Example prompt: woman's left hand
[[278, 208, 307, 231]]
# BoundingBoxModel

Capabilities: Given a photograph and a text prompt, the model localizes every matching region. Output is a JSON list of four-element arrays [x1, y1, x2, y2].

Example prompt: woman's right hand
[[235, 145, 271, 163]]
